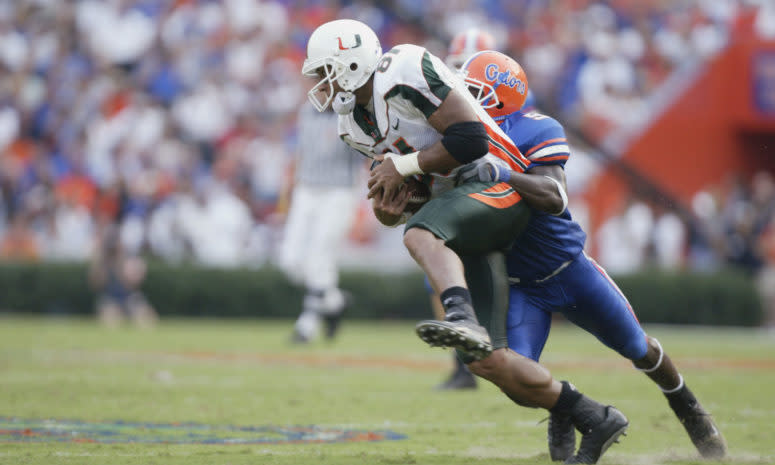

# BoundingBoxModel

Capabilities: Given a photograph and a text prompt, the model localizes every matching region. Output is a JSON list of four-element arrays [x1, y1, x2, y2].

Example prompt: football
[[404, 176, 430, 213], [370, 175, 431, 226]]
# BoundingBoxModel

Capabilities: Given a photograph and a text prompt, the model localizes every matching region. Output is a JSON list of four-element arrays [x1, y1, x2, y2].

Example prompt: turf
[[0, 314, 773, 464]]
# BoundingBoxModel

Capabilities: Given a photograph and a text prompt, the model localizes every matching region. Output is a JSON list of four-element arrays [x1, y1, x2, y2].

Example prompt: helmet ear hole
[[496, 102, 504, 109], [350, 62, 358, 71]]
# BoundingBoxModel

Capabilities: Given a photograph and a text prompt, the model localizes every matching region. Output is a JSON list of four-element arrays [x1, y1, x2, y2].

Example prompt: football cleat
[[322, 291, 352, 341], [667, 386, 727, 459], [289, 329, 311, 345], [547, 411, 576, 462], [322, 311, 342, 341], [565, 402, 628, 464], [415, 319, 493, 361]]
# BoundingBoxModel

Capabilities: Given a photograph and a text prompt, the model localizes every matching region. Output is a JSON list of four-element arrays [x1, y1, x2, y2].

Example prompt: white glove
[[457, 158, 512, 184], [479, 158, 511, 182]]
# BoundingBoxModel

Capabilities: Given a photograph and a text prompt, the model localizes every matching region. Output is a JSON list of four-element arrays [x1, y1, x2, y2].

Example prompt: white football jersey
[[338, 44, 529, 197]]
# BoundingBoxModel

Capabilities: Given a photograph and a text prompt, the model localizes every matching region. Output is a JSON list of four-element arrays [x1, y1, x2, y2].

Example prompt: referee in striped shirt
[[278, 104, 363, 343]]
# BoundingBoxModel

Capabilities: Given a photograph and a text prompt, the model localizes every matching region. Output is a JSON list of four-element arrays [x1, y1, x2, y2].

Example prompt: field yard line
[[18, 348, 775, 373], [19, 348, 447, 370]]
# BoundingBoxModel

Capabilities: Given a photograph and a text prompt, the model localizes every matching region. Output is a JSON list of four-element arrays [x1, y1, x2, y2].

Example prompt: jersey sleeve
[[378, 44, 457, 118], [520, 112, 571, 168]]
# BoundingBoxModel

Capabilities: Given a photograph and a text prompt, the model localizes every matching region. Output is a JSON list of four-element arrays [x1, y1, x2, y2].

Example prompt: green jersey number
[[377, 48, 400, 73]]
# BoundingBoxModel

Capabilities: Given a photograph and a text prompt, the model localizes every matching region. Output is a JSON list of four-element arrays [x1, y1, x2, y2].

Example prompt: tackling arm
[[512, 165, 568, 215], [484, 163, 567, 215]]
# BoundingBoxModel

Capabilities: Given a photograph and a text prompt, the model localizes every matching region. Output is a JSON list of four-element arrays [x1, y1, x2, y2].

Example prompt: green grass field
[[1, 314, 773, 464]]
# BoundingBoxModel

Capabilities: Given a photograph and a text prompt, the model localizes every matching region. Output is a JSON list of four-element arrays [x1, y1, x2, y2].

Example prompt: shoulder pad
[[374, 45, 457, 118], [509, 112, 570, 166]]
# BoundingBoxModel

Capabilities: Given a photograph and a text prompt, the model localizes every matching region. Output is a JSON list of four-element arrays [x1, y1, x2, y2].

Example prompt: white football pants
[[278, 183, 357, 306]]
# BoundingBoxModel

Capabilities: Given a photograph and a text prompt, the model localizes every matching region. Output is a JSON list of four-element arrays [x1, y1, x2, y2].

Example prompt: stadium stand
[[0, 0, 772, 293]]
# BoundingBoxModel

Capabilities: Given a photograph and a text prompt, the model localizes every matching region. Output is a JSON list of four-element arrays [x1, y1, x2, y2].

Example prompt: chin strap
[[332, 91, 356, 114]]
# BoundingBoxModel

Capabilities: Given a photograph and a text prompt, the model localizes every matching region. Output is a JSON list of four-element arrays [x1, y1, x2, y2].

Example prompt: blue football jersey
[[500, 111, 587, 281]]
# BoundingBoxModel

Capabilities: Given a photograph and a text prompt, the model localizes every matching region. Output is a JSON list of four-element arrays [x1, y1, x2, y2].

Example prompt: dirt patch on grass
[[176, 350, 775, 372]]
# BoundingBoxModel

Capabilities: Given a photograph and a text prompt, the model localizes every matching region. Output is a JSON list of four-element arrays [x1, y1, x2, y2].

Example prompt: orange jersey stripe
[[534, 155, 569, 162], [468, 183, 523, 209], [479, 118, 530, 172], [525, 138, 567, 156], [469, 191, 522, 209], [487, 130, 530, 171], [482, 183, 514, 194], [487, 142, 522, 171]]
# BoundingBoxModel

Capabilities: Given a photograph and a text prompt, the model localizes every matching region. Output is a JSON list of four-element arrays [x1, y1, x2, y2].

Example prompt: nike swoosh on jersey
[[392, 119, 399, 130]]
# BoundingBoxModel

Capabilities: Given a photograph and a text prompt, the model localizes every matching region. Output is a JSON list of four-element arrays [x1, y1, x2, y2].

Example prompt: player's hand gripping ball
[[369, 159, 430, 225], [369, 158, 429, 212]]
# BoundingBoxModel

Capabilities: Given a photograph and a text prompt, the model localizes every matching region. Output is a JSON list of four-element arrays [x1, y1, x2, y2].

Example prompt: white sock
[[317, 288, 345, 316], [294, 309, 320, 340]]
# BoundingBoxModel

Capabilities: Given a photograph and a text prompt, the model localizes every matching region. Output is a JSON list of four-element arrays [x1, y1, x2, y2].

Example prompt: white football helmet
[[302, 19, 382, 112]]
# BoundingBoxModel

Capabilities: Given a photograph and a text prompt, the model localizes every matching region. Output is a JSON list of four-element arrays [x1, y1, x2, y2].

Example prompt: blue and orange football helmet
[[461, 50, 529, 121]]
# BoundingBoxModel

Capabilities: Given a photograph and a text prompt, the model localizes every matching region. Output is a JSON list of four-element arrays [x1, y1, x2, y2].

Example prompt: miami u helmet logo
[[337, 34, 362, 50]]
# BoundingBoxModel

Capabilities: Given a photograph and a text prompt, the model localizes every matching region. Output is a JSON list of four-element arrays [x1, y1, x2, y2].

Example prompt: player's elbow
[[529, 193, 564, 215], [543, 192, 565, 215], [533, 175, 568, 215], [441, 121, 489, 165]]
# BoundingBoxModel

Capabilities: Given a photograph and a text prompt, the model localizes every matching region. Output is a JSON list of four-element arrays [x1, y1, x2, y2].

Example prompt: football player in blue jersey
[[459, 50, 727, 462]]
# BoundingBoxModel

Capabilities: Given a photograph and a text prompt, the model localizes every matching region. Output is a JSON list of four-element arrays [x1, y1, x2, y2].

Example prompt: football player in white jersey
[[302, 19, 627, 463]]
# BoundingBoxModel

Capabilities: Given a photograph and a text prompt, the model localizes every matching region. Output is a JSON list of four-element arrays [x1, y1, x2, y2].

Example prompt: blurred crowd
[[594, 170, 775, 276], [0, 0, 312, 267], [593, 170, 775, 325], [0, 0, 772, 284], [391, 0, 774, 138]]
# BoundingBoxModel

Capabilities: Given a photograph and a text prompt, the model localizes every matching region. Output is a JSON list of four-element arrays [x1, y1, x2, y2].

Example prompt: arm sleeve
[[523, 117, 571, 168]]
